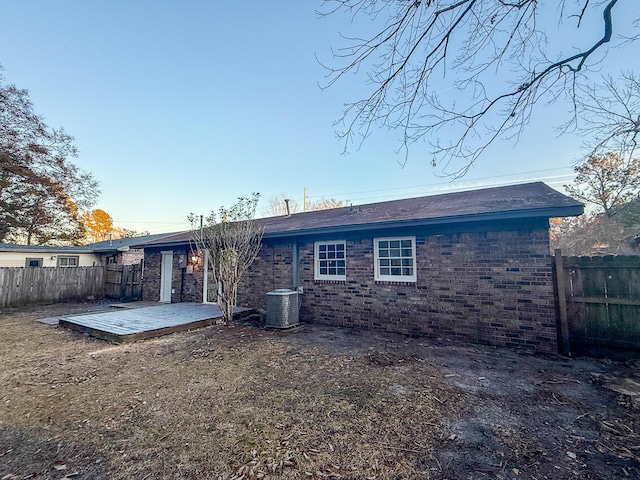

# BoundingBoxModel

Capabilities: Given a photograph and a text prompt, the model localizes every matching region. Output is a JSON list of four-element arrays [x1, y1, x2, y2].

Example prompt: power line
[[114, 167, 577, 228], [295, 147, 582, 195], [298, 167, 575, 203]]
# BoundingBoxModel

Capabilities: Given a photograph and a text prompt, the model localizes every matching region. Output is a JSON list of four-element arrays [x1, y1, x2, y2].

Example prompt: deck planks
[[59, 303, 252, 343]]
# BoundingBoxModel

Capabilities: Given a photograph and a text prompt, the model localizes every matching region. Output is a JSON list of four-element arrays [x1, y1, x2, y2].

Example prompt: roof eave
[[132, 239, 194, 250]]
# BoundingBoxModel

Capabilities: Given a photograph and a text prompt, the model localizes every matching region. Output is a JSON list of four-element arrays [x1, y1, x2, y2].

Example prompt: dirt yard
[[1, 302, 639, 480]]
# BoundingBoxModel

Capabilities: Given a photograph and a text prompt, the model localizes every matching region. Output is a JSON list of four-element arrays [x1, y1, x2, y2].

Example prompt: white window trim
[[57, 255, 79, 267], [314, 240, 347, 281], [374, 236, 417, 282]]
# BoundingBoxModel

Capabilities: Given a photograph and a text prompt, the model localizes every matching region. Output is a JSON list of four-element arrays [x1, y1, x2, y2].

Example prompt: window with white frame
[[374, 237, 416, 282], [57, 255, 79, 267], [314, 241, 346, 280]]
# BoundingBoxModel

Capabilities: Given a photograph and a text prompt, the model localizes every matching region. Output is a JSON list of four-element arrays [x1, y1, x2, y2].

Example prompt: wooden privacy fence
[[104, 264, 142, 301], [554, 252, 640, 355], [0, 266, 104, 309]]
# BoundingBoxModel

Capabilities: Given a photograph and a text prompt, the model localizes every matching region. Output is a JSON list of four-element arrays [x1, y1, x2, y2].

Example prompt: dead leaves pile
[[230, 431, 353, 480]]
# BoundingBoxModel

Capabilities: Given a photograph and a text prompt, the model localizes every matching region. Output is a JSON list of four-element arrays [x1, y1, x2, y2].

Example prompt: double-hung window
[[57, 256, 79, 267], [374, 237, 416, 282], [314, 241, 346, 281]]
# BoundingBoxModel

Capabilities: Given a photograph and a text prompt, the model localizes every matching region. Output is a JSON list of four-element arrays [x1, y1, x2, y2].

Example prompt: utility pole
[[303, 187, 307, 212]]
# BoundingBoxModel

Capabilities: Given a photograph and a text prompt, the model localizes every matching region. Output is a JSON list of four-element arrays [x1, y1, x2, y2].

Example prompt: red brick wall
[[141, 250, 162, 301], [238, 220, 557, 353], [121, 250, 144, 266], [142, 248, 203, 303], [97, 251, 143, 266], [144, 219, 558, 353], [236, 242, 294, 306]]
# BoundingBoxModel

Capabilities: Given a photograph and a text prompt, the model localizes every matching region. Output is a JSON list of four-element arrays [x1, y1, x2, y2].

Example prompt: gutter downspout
[[292, 239, 302, 314], [292, 239, 298, 289]]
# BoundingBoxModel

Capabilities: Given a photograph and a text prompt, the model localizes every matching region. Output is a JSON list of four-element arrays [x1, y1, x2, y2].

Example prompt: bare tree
[[308, 197, 346, 210], [319, 0, 637, 175], [565, 152, 640, 218], [261, 193, 300, 217], [573, 72, 640, 163], [112, 227, 151, 238], [189, 194, 264, 326]]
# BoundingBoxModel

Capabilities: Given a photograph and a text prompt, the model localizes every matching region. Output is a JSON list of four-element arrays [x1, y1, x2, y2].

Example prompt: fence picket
[[0, 267, 105, 309], [104, 264, 142, 301], [556, 254, 640, 353]]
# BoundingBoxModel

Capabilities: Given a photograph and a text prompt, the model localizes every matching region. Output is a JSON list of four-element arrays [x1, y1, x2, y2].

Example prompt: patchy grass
[[1, 302, 639, 479]]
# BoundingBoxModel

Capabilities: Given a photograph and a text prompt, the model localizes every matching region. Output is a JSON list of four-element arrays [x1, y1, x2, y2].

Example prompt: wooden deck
[[59, 303, 253, 343]]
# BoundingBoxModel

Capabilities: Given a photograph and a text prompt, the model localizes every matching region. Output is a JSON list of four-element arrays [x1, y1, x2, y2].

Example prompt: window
[[314, 241, 346, 280], [25, 258, 43, 268], [57, 256, 79, 267], [374, 237, 416, 282]]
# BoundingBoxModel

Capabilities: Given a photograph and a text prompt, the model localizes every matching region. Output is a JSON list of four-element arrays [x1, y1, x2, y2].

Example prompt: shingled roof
[[136, 182, 583, 248], [0, 233, 180, 253], [85, 232, 181, 252]]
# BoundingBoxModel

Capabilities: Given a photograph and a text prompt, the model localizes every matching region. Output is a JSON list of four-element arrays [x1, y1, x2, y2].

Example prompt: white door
[[160, 251, 173, 303]]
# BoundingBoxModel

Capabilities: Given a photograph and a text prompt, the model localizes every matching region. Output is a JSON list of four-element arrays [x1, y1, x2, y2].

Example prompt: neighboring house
[[0, 233, 179, 268], [0, 243, 99, 268], [85, 233, 181, 266], [136, 182, 583, 353]]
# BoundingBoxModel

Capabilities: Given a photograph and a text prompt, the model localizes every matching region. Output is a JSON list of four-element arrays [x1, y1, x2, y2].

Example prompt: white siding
[[0, 251, 100, 268]]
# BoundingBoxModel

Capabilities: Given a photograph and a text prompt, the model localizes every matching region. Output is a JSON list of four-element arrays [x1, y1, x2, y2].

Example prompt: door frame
[[202, 251, 218, 304], [160, 250, 173, 303]]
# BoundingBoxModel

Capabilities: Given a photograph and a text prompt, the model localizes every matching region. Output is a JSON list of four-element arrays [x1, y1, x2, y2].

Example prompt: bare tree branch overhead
[[319, 0, 637, 176], [573, 72, 640, 162]]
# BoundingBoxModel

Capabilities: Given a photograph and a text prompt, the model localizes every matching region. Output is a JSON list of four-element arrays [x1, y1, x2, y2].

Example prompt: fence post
[[554, 249, 571, 356], [119, 266, 127, 300]]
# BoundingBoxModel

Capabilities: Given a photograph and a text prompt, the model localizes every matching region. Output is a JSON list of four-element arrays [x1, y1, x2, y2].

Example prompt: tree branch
[[320, 0, 635, 173]]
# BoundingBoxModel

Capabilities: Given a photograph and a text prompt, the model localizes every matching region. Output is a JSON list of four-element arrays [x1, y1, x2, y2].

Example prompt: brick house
[[136, 182, 583, 353]]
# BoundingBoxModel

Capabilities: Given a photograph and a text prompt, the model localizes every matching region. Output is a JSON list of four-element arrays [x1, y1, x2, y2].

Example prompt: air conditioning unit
[[265, 289, 299, 329]]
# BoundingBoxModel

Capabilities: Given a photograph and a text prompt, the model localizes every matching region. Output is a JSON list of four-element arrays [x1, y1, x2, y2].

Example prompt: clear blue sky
[[1, 1, 636, 233]]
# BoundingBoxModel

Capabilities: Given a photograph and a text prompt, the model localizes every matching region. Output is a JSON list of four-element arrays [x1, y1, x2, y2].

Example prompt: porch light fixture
[[190, 251, 202, 266]]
